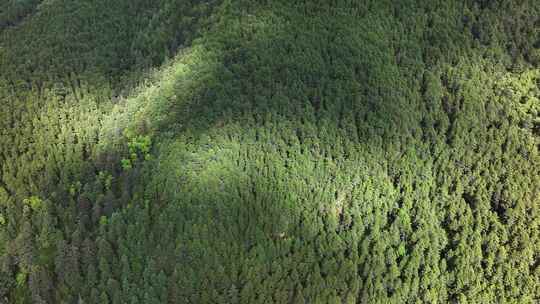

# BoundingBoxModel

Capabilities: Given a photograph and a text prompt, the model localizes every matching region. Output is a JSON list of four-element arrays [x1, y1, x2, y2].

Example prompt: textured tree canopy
[[0, 0, 539, 303]]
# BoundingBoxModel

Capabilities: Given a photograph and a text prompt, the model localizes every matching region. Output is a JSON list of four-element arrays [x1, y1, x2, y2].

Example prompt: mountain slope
[[0, 0, 539, 303]]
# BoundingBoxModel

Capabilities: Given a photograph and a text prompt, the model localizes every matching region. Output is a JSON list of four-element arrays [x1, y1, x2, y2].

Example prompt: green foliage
[[15, 271, 27, 289], [127, 135, 152, 161], [0, 0, 539, 303], [22, 196, 42, 212], [121, 135, 152, 170], [120, 159, 133, 171]]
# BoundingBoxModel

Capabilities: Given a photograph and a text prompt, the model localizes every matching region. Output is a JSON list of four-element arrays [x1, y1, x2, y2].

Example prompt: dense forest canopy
[[0, 0, 539, 303]]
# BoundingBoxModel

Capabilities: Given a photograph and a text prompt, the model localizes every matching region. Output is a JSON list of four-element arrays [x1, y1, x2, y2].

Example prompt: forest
[[0, 0, 539, 303]]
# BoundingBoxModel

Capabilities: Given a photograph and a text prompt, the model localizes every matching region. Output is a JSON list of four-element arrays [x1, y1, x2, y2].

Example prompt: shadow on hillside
[[120, 1, 424, 155]]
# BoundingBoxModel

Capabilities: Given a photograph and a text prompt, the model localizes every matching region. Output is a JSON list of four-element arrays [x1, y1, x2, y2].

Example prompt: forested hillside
[[0, 0, 539, 303]]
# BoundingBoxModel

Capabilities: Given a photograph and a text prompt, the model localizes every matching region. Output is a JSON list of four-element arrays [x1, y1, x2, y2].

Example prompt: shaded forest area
[[0, 0, 539, 303]]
